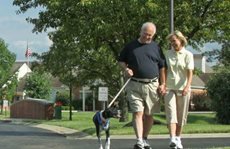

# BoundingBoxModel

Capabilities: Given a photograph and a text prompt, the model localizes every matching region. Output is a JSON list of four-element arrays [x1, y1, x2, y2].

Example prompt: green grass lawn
[[11, 111, 228, 136], [209, 148, 230, 149], [1, 111, 230, 136]]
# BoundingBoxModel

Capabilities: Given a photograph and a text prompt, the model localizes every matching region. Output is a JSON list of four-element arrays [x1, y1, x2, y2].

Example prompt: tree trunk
[[119, 73, 129, 122], [119, 93, 129, 122], [69, 83, 72, 121]]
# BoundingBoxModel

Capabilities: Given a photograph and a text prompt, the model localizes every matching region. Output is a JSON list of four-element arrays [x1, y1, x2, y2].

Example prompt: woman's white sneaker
[[176, 138, 183, 149], [169, 138, 177, 149]]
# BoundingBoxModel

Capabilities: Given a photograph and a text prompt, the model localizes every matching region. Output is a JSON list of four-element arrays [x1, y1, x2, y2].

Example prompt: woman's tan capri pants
[[164, 90, 190, 126]]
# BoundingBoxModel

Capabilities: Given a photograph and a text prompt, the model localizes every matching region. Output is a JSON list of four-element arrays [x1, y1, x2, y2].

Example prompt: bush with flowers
[[54, 101, 63, 107]]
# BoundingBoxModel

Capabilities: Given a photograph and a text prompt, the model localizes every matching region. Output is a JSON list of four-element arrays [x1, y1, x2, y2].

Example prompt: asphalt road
[[0, 121, 230, 149]]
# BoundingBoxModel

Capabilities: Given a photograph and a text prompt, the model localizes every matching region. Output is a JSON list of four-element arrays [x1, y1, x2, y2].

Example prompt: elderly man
[[118, 22, 166, 149]]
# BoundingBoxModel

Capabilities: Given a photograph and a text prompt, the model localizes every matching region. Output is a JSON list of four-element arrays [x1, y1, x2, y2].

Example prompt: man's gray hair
[[141, 22, 156, 34]]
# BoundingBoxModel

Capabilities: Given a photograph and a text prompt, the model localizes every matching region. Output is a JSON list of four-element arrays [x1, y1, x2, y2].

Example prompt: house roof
[[50, 77, 67, 88], [11, 61, 27, 73], [198, 73, 213, 84], [191, 72, 214, 89], [191, 53, 214, 88], [16, 76, 67, 92], [205, 64, 214, 73], [191, 75, 205, 87], [13, 61, 67, 92]]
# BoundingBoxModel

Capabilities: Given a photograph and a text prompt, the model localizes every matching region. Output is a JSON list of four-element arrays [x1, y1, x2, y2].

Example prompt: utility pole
[[170, 0, 174, 33]]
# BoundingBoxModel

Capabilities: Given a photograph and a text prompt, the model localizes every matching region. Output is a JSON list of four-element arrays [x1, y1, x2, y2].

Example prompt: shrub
[[72, 99, 82, 110], [72, 97, 94, 111], [25, 72, 51, 99], [191, 93, 211, 111], [207, 68, 230, 124], [56, 91, 70, 106]]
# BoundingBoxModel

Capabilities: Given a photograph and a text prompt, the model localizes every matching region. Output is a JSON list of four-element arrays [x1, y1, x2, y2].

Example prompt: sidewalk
[[2, 118, 230, 140], [32, 123, 230, 140]]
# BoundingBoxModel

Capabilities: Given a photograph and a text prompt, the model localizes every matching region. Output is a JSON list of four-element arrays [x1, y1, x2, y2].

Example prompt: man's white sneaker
[[134, 140, 144, 149], [143, 139, 152, 149], [133, 143, 144, 149]]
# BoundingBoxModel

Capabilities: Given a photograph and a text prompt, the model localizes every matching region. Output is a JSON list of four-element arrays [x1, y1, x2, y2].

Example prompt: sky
[[0, 0, 52, 61]]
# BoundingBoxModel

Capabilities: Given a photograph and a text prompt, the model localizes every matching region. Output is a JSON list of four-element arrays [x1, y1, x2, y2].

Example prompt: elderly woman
[[163, 30, 194, 149]]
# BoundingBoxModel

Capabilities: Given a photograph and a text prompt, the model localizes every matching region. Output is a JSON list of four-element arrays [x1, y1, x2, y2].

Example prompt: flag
[[25, 48, 32, 57]]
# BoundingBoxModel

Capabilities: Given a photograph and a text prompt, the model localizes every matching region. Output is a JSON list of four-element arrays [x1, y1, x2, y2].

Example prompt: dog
[[93, 103, 121, 149]]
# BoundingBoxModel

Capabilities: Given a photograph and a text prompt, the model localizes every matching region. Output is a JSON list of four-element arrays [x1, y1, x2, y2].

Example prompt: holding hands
[[125, 68, 133, 77], [158, 84, 166, 96]]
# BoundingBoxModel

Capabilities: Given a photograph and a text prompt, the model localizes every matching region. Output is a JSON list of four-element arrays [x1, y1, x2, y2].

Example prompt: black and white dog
[[93, 103, 121, 149]]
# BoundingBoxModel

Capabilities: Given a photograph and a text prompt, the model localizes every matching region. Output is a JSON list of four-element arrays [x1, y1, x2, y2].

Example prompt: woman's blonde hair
[[167, 30, 187, 46]]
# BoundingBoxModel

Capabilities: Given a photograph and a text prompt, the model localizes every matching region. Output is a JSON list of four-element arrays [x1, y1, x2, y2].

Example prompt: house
[[192, 54, 213, 88], [0, 61, 32, 102], [11, 61, 70, 103], [10, 61, 32, 102], [2, 62, 32, 88], [190, 54, 213, 111]]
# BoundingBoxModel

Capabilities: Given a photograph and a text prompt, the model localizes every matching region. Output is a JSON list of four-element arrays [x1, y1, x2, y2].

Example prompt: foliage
[[193, 67, 203, 76], [72, 95, 94, 111], [55, 90, 70, 106], [204, 41, 230, 64], [12, 0, 230, 89], [191, 94, 211, 111], [217, 42, 230, 66], [207, 67, 230, 124], [13, 0, 230, 121], [206, 38, 230, 124], [24, 71, 52, 99], [0, 38, 16, 102], [3, 75, 18, 102]]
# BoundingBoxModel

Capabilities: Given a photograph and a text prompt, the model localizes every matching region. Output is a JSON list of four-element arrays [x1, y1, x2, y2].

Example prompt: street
[[0, 121, 229, 149]]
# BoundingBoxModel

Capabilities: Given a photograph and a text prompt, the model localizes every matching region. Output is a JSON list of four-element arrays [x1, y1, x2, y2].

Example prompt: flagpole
[[27, 56, 29, 68], [26, 41, 29, 74]]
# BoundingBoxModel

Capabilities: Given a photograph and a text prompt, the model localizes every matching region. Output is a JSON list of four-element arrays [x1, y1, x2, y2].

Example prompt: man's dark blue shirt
[[118, 39, 165, 79]]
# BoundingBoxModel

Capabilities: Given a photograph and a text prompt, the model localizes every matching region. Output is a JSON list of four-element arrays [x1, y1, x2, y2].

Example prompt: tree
[[217, 42, 230, 66], [13, 0, 230, 121], [206, 40, 230, 124], [0, 38, 16, 113], [0, 38, 16, 86], [206, 67, 230, 124], [24, 71, 51, 99]]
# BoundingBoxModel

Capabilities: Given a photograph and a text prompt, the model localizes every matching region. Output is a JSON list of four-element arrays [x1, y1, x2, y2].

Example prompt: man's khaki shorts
[[164, 90, 191, 126], [126, 80, 160, 115]]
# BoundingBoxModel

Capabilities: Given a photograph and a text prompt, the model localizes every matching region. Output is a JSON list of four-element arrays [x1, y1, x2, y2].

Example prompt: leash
[[107, 78, 131, 108]]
